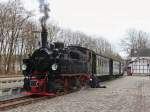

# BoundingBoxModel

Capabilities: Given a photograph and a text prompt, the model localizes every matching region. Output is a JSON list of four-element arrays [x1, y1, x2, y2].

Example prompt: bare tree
[[46, 23, 60, 42], [56, 28, 117, 58], [121, 28, 150, 55], [0, 0, 32, 74]]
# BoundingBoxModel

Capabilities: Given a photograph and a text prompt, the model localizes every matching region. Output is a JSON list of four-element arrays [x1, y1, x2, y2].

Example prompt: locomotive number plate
[[30, 80, 37, 87]]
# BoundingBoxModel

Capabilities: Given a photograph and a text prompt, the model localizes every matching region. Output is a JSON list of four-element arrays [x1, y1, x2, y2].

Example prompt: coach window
[[70, 51, 80, 59]]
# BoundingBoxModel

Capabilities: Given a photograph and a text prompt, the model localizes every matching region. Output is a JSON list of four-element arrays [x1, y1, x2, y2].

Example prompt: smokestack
[[41, 25, 47, 48], [38, 0, 50, 48]]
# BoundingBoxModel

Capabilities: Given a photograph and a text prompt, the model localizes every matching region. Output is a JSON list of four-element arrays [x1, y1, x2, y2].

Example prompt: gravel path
[[3, 76, 150, 112]]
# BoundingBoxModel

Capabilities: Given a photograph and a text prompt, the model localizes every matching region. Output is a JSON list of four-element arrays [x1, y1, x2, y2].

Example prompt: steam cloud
[[38, 0, 50, 28]]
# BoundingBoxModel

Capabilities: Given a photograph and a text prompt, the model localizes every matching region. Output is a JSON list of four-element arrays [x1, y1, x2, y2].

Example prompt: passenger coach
[[91, 52, 124, 80]]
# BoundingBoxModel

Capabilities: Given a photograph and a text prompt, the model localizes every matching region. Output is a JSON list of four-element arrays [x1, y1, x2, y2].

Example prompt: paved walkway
[[5, 76, 150, 112]]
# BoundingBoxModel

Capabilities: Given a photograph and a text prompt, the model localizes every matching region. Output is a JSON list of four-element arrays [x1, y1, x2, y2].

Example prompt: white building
[[128, 49, 150, 75]]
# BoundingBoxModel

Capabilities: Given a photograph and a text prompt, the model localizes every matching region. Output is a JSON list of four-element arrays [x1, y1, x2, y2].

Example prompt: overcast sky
[[2, 0, 150, 57]]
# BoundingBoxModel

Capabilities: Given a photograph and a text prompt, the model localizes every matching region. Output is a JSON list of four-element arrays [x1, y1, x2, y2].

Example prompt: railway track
[[0, 91, 71, 111], [0, 95, 54, 111]]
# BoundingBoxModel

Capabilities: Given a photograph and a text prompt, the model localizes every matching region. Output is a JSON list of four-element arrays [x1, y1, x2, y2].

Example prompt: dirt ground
[[5, 76, 150, 112]]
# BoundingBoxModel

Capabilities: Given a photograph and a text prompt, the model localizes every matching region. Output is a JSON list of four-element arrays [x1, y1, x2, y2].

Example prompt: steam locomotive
[[22, 26, 124, 96]]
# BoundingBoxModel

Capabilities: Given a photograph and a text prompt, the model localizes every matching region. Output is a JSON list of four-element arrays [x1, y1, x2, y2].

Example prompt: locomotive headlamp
[[52, 63, 58, 71], [22, 64, 27, 70]]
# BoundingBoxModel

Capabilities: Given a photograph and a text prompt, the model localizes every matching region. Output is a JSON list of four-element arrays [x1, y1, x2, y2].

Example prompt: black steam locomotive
[[22, 26, 124, 96]]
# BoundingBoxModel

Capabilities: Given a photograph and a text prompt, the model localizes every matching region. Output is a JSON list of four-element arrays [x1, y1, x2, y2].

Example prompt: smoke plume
[[38, 0, 50, 28]]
